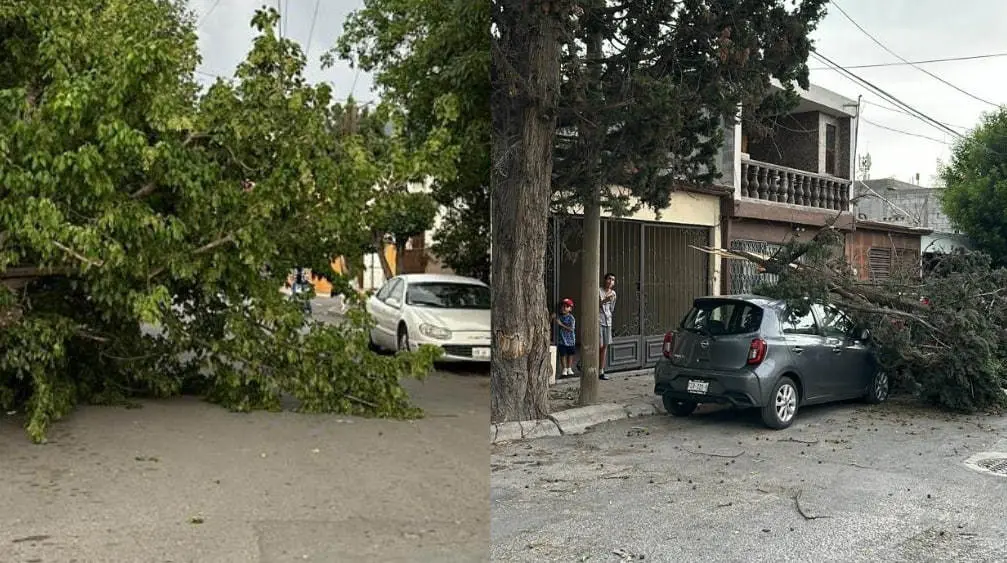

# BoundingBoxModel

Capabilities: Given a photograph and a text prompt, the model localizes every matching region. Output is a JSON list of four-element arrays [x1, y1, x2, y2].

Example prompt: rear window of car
[[681, 300, 764, 336]]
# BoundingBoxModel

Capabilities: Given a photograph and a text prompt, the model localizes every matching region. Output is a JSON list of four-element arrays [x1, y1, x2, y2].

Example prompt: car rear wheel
[[761, 376, 799, 430], [662, 394, 698, 417], [865, 369, 889, 404]]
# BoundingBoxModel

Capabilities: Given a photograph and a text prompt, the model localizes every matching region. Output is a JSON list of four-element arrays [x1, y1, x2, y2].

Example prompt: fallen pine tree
[[696, 225, 1007, 414]]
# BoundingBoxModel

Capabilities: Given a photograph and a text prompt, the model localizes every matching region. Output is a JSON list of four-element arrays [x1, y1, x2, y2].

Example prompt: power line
[[809, 52, 1007, 71], [861, 100, 969, 131], [305, 0, 321, 59], [282, 0, 289, 39], [829, 0, 999, 107], [860, 118, 950, 144], [805, 49, 962, 139], [196, 0, 223, 29]]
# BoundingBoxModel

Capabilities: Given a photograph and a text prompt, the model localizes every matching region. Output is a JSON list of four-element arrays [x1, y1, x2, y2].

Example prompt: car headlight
[[419, 323, 452, 340]]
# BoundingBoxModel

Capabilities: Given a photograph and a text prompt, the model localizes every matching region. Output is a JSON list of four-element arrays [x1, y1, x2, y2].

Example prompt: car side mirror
[[386, 297, 401, 308]]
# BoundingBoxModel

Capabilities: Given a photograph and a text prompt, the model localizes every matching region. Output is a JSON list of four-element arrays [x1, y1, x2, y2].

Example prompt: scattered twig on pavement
[[756, 487, 771, 494], [778, 437, 819, 445], [345, 394, 379, 408], [848, 462, 872, 469], [716, 501, 734, 508], [793, 489, 831, 520], [683, 447, 745, 458]]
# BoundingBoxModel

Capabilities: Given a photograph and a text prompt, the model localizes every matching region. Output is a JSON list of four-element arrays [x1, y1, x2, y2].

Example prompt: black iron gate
[[546, 216, 711, 372]]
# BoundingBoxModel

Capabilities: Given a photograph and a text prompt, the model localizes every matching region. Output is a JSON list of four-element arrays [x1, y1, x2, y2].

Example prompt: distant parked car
[[654, 295, 888, 429], [366, 274, 491, 362]]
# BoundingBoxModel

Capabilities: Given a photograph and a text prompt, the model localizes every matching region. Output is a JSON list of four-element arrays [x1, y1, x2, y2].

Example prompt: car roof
[[696, 294, 787, 310], [396, 273, 487, 286]]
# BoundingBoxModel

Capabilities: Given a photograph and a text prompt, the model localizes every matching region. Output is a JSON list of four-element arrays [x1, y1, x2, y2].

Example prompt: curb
[[491, 400, 660, 445]]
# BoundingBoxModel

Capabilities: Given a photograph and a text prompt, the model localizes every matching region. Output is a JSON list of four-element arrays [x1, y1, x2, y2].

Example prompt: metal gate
[[546, 216, 711, 371], [728, 239, 783, 294]]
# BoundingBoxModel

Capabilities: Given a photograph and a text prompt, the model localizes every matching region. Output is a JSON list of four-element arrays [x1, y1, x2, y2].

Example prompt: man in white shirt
[[599, 272, 617, 380]]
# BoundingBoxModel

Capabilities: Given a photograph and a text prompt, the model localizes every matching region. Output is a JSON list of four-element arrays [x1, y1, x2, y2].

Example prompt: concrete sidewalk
[[548, 369, 655, 413]]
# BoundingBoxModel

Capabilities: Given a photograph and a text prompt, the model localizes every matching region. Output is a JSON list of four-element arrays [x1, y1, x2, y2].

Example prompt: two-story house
[[542, 82, 926, 374], [718, 83, 930, 292]]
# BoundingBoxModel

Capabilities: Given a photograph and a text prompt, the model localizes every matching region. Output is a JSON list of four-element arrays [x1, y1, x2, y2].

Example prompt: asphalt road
[[491, 397, 1007, 562], [0, 298, 490, 562]]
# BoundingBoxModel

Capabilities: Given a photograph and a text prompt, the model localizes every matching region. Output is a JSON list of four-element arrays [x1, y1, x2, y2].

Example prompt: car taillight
[[662, 331, 674, 358], [747, 338, 767, 365]]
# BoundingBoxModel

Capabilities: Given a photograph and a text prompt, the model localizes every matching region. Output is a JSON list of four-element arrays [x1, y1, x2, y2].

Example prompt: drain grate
[[976, 457, 1007, 474], [964, 452, 1007, 477]]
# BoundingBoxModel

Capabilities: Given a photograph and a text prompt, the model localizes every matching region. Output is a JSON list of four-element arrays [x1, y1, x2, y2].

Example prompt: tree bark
[[374, 234, 395, 280], [395, 241, 406, 276], [490, 0, 563, 423], [578, 197, 601, 404]]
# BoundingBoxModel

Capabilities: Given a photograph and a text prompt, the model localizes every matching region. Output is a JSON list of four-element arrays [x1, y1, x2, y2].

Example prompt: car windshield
[[406, 282, 490, 309], [681, 300, 763, 336]]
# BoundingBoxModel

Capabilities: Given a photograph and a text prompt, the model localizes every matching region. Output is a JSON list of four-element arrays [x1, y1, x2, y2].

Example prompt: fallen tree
[[0, 3, 451, 442], [703, 226, 1007, 413]]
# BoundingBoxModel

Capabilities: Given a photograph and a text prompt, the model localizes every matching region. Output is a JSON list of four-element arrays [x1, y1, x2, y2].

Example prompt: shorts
[[600, 325, 612, 345], [557, 345, 577, 357]]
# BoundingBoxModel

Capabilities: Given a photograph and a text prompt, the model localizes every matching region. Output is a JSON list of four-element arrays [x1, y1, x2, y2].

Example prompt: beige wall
[[607, 191, 723, 296]]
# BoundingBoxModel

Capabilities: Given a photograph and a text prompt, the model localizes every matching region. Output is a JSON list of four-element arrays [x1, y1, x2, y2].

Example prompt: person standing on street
[[599, 272, 617, 381]]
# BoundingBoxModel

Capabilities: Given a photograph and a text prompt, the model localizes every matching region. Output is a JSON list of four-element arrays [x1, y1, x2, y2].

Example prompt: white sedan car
[[366, 274, 491, 362]]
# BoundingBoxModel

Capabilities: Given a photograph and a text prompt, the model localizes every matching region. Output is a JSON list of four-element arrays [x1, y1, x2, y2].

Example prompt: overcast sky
[[192, 0, 1003, 186], [190, 0, 374, 103]]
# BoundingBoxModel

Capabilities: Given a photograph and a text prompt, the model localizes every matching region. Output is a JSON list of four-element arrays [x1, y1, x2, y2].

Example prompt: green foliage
[[0, 2, 442, 442], [369, 191, 439, 250], [940, 109, 1007, 265], [336, 0, 490, 280], [553, 0, 828, 214], [752, 230, 1007, 414]]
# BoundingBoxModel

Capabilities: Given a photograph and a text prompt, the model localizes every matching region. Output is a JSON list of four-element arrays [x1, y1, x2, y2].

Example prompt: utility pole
[[577, 6, 604, 406]]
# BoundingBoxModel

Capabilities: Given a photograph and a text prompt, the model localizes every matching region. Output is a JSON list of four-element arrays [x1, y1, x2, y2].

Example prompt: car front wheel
[[761, 376, 799, 429], [865, 369, 889, 404], [662, 394, 698, 417], [397, 325, 411, 353]]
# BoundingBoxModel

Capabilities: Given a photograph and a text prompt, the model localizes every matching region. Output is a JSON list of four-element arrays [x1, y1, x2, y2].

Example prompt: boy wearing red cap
[[553, 298, 577, 377]]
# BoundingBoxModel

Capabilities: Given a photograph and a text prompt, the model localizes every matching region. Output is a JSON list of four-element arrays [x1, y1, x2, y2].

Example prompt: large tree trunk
[[490, 0, 563, 423]]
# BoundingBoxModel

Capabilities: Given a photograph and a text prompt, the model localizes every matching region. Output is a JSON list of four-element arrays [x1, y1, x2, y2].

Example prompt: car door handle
[[791, 346, 803, 354]]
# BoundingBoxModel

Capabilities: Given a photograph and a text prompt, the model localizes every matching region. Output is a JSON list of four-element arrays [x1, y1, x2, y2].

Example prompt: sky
[[189, 0, 374, 103], [807, 0, 1007, 185], [191, 0, 1005, 186]]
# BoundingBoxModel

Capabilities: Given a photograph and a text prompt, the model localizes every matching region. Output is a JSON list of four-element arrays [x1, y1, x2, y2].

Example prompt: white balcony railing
[[741, 160, 851, 211]]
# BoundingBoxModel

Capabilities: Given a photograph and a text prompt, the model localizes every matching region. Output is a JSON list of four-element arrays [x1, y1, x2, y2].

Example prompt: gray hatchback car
[[654, 295, 889, 429]]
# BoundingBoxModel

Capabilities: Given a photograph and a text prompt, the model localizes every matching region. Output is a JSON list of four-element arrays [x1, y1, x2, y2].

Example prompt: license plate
[[472, 347, 491, 359], [687, 380, 709, 394]]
